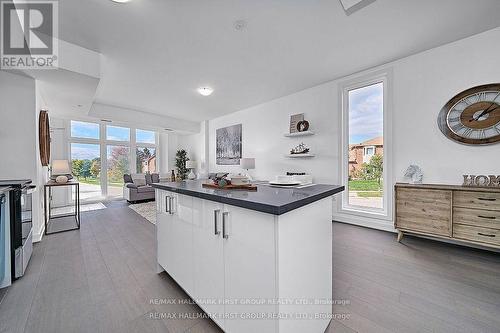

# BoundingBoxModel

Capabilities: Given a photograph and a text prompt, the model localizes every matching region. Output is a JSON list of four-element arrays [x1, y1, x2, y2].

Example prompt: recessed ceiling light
[[197, 87, 214, 96], [110, 0, 132, 3], [233, 20, 247, 31]]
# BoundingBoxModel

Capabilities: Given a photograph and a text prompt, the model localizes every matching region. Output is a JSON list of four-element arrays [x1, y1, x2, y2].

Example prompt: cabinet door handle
[[165, 196, 169, 214], [478, 232, 496, 238], [214, 209, 221, 235], [478, 215, 496, 220], [477, 197, 496, 201], [222, 212, 229, 239], [168, 197, 173, 215]]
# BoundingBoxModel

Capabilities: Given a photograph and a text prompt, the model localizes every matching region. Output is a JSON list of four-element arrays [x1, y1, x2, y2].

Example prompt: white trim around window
[[334, 68, 394, 228]]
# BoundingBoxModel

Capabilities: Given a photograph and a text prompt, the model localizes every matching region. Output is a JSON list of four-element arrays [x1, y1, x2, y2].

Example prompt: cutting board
[[202, 183, 258, 191]]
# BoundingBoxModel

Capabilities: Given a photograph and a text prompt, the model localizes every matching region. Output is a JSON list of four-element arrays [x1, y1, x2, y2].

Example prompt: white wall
[[0, 72, 37, 179], [0, 71, 47, 241], [176, 121, 209, 177], [208, 84, 339, 183], [180, 27, 500, 227]]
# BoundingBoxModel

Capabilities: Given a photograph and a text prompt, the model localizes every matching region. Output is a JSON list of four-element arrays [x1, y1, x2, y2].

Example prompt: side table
[[44, 180, 80, 235]]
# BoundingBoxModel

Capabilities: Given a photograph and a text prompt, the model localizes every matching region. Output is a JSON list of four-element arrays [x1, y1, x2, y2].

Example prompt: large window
[[68, 121, 158, 202], [71, 121, 99, 139], [340, 71, 392, 220], [106, 125, 130, 142], [136, 129, 157, 173], [136, 147, 157, 173], [136, 129, 156, 144]]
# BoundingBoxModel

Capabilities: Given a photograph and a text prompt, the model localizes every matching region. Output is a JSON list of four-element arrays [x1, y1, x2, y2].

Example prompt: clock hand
[[471, 102, 498, 122], [483, 105, 500, 115], [472, 92, 500, 121]]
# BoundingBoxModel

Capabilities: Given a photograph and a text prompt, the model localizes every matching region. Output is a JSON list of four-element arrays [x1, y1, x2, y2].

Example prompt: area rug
[[128, 201, 156, 224]]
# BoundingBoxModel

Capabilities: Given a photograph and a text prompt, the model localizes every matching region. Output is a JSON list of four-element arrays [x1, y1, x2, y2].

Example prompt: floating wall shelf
[[285, 153, 316, 158], [284, 131, 315, 137]]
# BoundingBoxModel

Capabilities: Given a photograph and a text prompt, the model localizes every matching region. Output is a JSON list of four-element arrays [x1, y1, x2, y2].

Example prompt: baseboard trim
[[332, 214, 396, 233]]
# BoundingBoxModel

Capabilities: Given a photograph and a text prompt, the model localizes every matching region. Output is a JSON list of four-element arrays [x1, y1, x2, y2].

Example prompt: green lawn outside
[[357, 191, 383, 198], [348, 180, 382, 191]]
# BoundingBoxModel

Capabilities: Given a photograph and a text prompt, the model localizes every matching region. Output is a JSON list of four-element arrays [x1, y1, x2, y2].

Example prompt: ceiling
[[55, 0, 500, 122]]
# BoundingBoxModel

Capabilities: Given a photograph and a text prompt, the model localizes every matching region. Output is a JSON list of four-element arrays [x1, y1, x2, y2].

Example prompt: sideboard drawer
[[453, 224, 500, 246], [396, 188, 451, 236], [453, 191, 500, 211], [453, 207, 500, 230]]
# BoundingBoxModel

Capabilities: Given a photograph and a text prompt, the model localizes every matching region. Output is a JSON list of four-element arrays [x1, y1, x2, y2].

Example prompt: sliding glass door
[[106, 145, 130, 199], [70, 143, 102, 201]]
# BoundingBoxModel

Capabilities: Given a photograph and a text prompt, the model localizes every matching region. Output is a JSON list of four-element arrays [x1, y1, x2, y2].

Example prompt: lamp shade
[[186, 161, 196, 169], [52, 160, 71, 175], [240, 158, 255, 170]]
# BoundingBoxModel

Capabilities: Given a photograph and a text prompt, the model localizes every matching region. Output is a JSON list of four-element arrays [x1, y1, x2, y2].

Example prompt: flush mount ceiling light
[[110, 0, 132, 3], [197, 87, 214, 96], [233, 20, 247, 31], [339, 0, 376, 15]]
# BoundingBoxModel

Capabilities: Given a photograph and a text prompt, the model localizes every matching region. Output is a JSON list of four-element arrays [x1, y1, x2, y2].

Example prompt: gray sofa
[[123, 173, 159, 203]]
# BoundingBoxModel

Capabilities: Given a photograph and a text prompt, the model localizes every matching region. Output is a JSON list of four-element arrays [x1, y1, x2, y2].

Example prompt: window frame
[[336, 69, 393, 224]]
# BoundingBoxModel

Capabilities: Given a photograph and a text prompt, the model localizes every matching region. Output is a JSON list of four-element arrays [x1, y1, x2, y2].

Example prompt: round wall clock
[[438, 83, 500, 145], [39, 110, 50, 166]]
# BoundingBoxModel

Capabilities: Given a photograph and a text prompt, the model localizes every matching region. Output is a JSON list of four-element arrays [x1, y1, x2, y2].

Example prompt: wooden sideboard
[[395, 183, 500, 250]]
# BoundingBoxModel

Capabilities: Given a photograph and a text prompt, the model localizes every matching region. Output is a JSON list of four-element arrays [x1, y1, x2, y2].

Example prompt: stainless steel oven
[[15, 185, 34, 279], [0, 180, 34, 280], [0, 191, 9, 288]]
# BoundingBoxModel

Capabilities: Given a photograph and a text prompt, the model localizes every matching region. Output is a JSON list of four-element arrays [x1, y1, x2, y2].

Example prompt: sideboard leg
[[397, 231, 404, 243]]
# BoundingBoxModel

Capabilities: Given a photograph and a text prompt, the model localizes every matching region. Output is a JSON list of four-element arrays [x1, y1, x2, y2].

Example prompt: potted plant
[[175, 149, 189, 180]]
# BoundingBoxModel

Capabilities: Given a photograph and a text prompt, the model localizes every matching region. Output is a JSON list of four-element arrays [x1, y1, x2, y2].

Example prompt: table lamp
[[51, 160, 73, 183], [186, 160, 197, 180], [240, 158, 255, 180]]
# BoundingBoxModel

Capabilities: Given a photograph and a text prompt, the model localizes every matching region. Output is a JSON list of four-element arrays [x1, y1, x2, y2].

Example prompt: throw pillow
[[123, 174, 133, 183], [132, 175, 146, 187], [145, 173, 153, 185], [151, 173, 160, 183]]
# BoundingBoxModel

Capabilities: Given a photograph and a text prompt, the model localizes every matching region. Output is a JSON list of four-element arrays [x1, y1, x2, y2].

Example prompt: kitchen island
[[152, 180, 344, 333]]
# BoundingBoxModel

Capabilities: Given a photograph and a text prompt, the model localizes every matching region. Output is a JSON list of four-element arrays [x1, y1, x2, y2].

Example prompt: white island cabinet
[[154, 181, 344, 333]]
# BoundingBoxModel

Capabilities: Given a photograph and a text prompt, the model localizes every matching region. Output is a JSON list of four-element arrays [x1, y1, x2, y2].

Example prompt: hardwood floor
[[0, 203, 499, 333]]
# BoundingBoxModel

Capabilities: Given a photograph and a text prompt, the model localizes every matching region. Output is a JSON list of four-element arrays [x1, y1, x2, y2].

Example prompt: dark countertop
[[152, 180, 344, 215], [0, 179, 32, 188]]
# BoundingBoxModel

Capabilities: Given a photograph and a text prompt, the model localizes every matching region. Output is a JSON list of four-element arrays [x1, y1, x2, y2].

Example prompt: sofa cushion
[[136, 185, 154, 193], [123, 174, 133, 183], [151, 173, 160, 183], [131, 174, 146, 186], [145, 173, 153, 185]]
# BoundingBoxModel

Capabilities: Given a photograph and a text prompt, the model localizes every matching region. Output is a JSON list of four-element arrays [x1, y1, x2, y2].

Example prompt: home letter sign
[[463, 175, 500, 187]]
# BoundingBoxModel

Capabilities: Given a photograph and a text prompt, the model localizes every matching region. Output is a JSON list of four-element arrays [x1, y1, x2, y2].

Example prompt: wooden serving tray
[[202, 183, 257, 191]]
